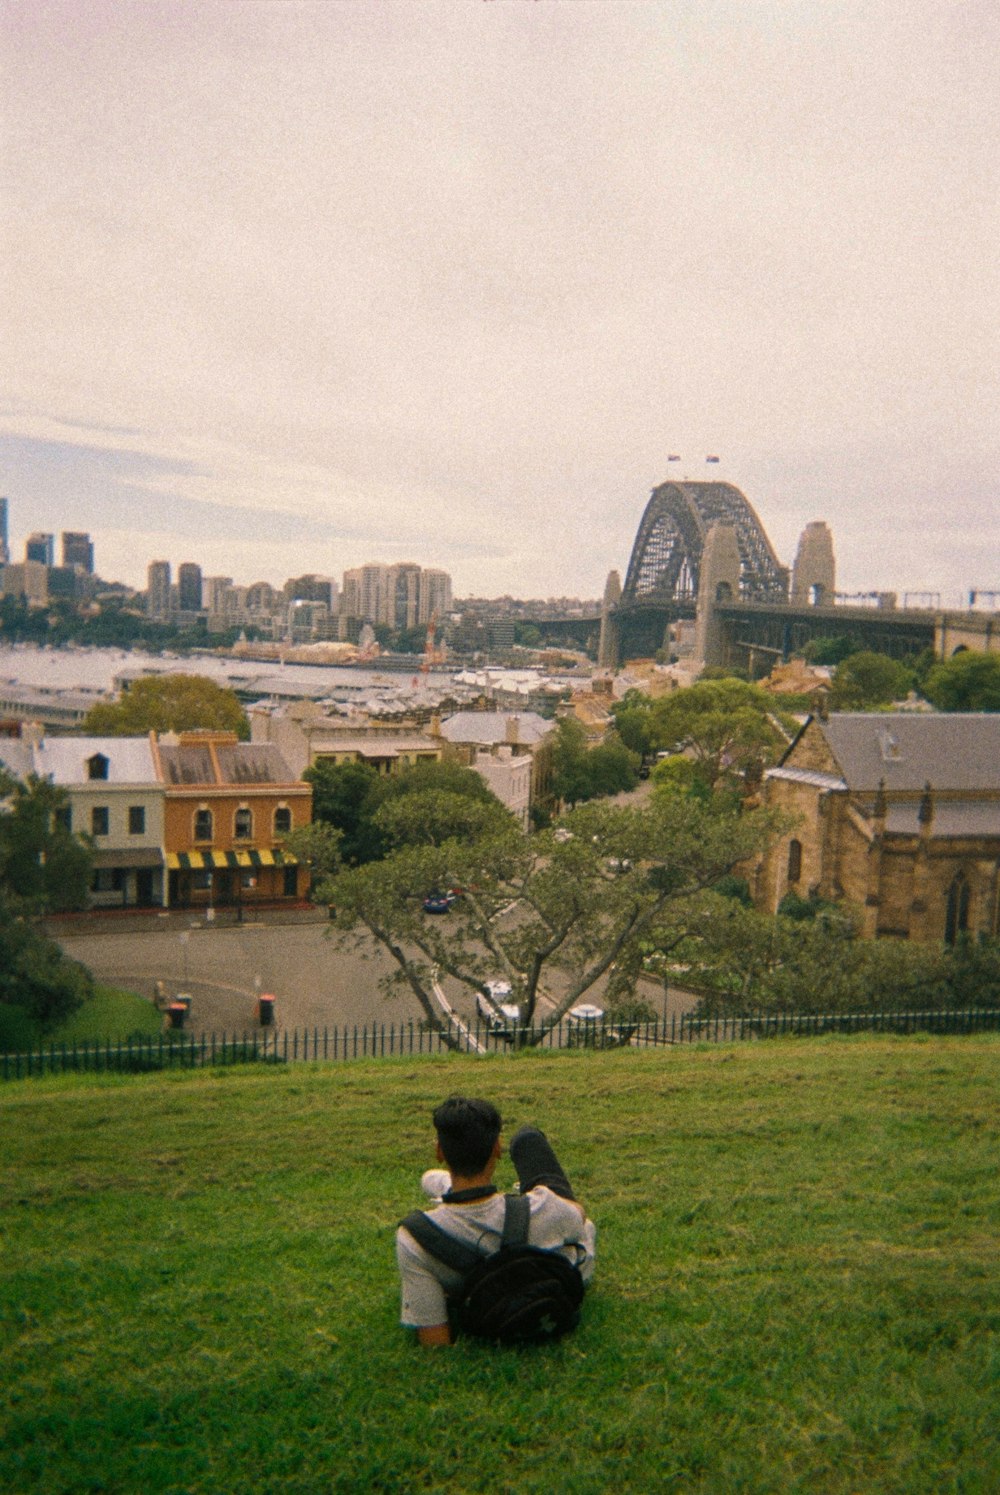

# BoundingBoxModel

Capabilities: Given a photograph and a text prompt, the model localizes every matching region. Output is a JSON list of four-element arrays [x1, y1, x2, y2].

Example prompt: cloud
[[3, 1, 997, 600]]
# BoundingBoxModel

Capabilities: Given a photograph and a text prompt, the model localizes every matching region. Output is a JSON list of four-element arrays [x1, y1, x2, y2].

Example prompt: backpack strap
[[400, 1193, 530, 1272], [500, 1192, 531, 1248], [399, 1211, 485, 1274]]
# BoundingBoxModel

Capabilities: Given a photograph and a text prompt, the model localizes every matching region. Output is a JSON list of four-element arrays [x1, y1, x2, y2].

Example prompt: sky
[[2, 0, 998, 605]]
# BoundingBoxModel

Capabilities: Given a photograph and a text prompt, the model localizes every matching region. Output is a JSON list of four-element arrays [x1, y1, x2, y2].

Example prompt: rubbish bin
[[258, 994, 275, 1027], [167, 1002, 187, 1030]]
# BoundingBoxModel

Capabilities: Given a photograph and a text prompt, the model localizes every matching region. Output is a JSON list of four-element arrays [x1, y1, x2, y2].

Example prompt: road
[[57, 922, 423, 1034], [57, 913, 698, 1038]]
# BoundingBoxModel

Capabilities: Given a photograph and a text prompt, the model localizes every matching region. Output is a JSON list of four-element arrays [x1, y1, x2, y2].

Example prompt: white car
[[477, 981, 521, 1031], [566, 1003, 604, 1025]]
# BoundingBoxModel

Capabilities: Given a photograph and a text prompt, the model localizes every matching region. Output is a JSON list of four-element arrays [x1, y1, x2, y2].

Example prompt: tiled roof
[[32, 735, 158, 785], [157, 741, 298, 786], [884, 801, 1000, 838], [439, 711, 552, 746], [817, 713, 1000, 792]]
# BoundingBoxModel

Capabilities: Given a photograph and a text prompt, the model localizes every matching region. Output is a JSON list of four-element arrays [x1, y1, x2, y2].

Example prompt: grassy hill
[[2, 1036, 998, 1494]]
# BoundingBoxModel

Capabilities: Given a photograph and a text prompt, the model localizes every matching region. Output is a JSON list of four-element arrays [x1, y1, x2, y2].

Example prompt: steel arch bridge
[[621, 480, 788, 609]]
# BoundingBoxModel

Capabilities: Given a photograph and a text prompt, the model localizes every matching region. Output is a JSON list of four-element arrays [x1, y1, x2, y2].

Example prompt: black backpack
[[400, 1193, 584, 1345]]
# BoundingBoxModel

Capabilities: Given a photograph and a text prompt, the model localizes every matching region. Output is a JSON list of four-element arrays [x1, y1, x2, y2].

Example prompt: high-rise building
[[342, 563, 390, 625], [147, 560, 172, 620], [177, 562, 203, 612], [204, 576, 233, 618], [62, 531, 94, 572], [420, 568, 453, 623], [285, 574, 337, 609], [26, 532, 55, 567], [387, 562, 422, 630], [0, 498, 9, 565]]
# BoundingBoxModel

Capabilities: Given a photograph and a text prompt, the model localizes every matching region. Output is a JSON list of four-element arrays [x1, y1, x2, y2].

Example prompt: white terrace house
[[29, 731, 166, 908]]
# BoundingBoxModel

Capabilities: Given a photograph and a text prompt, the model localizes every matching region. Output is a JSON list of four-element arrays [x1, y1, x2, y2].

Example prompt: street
[[57, 921, 422, 1034], [57, 912, 698, 1039]]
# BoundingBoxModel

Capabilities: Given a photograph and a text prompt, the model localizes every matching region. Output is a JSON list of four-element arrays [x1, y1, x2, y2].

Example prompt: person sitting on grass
[[396, 1095, 596, 1347]]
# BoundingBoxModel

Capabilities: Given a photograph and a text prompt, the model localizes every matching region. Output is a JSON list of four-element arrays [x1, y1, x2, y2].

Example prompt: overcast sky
[[2, 0, 997, 604]]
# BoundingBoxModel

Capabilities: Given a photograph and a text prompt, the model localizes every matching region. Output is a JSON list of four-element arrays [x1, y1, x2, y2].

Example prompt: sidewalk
[[44, 901, 330, 939]]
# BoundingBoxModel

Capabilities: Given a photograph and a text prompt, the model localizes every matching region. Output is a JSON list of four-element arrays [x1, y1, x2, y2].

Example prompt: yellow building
[[154, 732, 311, 910]]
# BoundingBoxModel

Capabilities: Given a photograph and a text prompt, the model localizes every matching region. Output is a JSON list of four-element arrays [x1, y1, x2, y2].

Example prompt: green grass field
[[2, 1036, 998, 1494], [0, 986, 163, 1054]]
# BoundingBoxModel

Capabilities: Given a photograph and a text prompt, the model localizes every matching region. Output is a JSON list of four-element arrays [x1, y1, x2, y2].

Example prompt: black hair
[[433, 1096, 501, 1175]]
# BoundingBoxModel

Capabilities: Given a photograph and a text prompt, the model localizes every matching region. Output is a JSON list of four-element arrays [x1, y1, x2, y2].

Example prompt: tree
[[306, 757, 501, 865], [644, 679, 794, 797], [922, 651, 1000, 712], [374, 789, 514, 850], [551, 719, 640, 807], [83, 674, 249, 738], [283, 821, 343, 893], [609, 698, 655, 759], [802, 635, 856, 667], [321, 792, 785, 1043], [828, 651, 914, 710], [0, 896, 94, 1038], [0, 771, 95, 1040], [0, 772, 93, 913], [305, 759, 384, 865]]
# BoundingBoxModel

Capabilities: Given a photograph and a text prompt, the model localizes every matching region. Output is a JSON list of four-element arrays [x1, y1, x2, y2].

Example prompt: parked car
[[565, 1002, 636, 1048], [422, 890, 454, 914], [477, 980, 522, 1036], [566, 1003, 604, 1025]]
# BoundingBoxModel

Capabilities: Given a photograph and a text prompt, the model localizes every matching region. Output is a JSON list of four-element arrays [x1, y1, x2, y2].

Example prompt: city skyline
[[3, 2, 998, 602]]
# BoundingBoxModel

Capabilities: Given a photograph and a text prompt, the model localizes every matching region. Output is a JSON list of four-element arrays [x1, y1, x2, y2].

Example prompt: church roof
[[810, 713, 1000, 793]]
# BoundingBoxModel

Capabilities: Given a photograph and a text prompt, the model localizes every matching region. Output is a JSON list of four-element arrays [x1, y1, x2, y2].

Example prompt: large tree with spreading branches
[[320, 786, 785, 1043]]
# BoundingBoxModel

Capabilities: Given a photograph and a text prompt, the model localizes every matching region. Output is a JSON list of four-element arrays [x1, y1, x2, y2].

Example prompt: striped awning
[[166, 848, 297, 870]]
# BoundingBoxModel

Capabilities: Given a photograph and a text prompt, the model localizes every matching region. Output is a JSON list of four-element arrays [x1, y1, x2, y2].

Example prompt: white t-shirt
[[396, 1186, 597, 1329]]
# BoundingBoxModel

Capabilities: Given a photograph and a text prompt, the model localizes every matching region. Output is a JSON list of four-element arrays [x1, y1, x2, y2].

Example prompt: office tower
[[26, 532, 55, 566], [147, 560, 172, 620], [177, 562, 203, 611], [0, 497, 8, 564], [62, 531, 95, 572]]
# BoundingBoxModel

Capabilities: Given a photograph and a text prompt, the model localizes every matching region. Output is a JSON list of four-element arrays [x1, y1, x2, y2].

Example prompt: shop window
[[274, 806, 292, 835], [128, 805, 145, 835], [194, 808, 213, 842], [193, 869, 213, 891], [234, 808, 253, 840], [91, 805, 110, 837]]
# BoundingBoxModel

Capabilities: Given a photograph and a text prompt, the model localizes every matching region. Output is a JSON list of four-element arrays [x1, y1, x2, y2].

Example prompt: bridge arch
[[621, 480, 788, 608]]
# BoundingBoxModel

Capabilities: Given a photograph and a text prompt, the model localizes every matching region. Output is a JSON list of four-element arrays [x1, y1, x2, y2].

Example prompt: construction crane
[[412, 610, 441, 686]]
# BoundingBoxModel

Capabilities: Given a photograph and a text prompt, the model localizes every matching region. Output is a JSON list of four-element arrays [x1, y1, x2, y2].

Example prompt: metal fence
[[3, 1006, 999, 1082]]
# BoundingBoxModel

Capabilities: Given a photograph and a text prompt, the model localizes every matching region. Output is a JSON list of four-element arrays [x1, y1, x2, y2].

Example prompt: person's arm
[[397, 1226, 456, 1345], [416, 1322, 452, 1348]]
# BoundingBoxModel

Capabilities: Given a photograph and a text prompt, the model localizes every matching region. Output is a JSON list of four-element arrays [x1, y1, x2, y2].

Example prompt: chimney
[[505, 715, 520, 747]]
